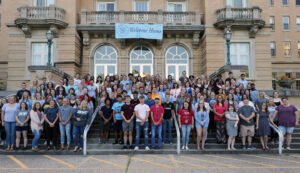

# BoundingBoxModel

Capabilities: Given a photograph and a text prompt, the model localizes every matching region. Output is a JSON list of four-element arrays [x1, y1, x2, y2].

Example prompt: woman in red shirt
[[213, 95, 228, 144], [178, 101, 194, 150]]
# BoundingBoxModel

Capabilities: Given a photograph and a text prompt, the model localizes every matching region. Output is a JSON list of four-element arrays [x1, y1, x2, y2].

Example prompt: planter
[[278, 79, 294, 89]]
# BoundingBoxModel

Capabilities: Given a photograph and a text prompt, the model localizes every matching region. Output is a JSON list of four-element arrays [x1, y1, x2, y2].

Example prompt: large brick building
[[0, 0, 299, 90]]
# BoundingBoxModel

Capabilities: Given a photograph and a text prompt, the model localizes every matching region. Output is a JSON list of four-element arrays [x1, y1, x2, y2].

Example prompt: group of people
[[0, 71, 298, 152]]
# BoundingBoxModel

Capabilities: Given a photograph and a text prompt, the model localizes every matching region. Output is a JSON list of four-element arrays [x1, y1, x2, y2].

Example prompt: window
[[230, 43, 249, 66], [286, 72, 292, 78], [94, 45, 117, 77], [283, 16, 290, 30], [135, 0, 149, 11], [272, 72, 277, 90], [96, 1, 115, 11], [35, 0, 54, 6], [269, 16, 275, 31], [270, 0, 274, 6], [226, 0, 248, 8], [165, 45, 189, 81], [130, 46, 153, 75], [282, 0, 288, 6], [32, 43, 53, 65], [298, 41, 300, 56], [297, 0, 300, 5], [296, 72, 300, 90], [271, 42, 276, 57], [297, 17, 300, 31], [283, 41, 291, 56], [168, 1, 185, 12]]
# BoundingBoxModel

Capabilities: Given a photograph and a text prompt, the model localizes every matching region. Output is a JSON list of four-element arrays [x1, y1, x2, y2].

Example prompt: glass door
[[166, 65, 187, 81], [95, 65, 117, 78]]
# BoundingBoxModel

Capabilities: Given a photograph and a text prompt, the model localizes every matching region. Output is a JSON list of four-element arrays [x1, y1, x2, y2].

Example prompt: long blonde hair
[[80, 100, 89, 109]]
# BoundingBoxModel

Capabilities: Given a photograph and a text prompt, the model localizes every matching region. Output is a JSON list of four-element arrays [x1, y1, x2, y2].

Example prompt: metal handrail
[[173, 114, 180, 154], [269, 122, 283, 155], [83, 107, 99, 156]]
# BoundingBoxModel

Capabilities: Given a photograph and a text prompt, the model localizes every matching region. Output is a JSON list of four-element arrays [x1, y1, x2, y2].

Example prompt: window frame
[[269, 0, 274, 6], [226, 0, 249, 8], [96, 0, 115, 11], [134, 0, 150, 11], [31, 42, 53, 66], [33, 0, 55, 7], [229, 43, 250, 66], [282, 0, 288, 6], [269, 16, 275, 31], [283, 16, 290, 31], [297, 41, 300, 56], [167, 1, 186, 12], [130, 46, 153, 75], [271, 41, 276, 57], [283, 41, 291, 57], [94, 45, 118, 77], [297, 0, 300, 5], [297, 17, 300, 31]]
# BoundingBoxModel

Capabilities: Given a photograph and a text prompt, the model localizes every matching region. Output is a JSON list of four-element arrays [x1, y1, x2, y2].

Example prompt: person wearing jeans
[[150, 98, 164, 149], [162, 94, 175, 144], [134, 96, 150, 151], [1, 96, 19, 151], [58, 98, 73, 150], [30, 102, 44, 151], [72, 100, 91, 152], [178, 101, 194, 150]]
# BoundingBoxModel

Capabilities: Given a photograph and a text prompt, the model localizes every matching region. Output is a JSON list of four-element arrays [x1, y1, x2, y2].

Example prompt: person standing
[[134, 96, 150, 151], [226, 105, 239, 150], [112, 95, 125, 145], [271, 97, 299, 150], [99, 98, 113, 144], [150, 98, 164, 149], [15, 102, 30, 150], [43, 100, 59, 150], [237, 74, 248, 89], [178, 101, 194, 150], [1, 96, 19, 151], [239, 98, 256, 150], [121, 96, 135, 149], [162, 94, 175, 144], [58, 98, 73, 150], [72, 101, 92, 152], [16, 82, 31, 100], [194, 101, 209, 150], [256, 102, 272, 151], [213, 95, 228, 144], [30, 102, 44, 151]]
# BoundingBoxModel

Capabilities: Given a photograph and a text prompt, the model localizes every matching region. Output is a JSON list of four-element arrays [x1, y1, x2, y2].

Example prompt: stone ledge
[[28, 65, 72, 79]]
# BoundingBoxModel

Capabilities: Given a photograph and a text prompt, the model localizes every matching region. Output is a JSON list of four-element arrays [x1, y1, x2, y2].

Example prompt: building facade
[[0, 0, 299, 90]]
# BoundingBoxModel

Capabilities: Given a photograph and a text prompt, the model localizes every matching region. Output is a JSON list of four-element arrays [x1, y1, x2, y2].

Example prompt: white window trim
[[282, 0, 288, 6], [297, 17, 300, 31], [31, 42, 53, 66], [130, 46, 153, 75], [283, 16, 290, 31], [96, 0, 116, 11], [167, 1, 186, 12], [33, 0, 55, 6], [269, 16, 275, 31], [226, 0, 249, 8], [283, 41, 291, 57], [271, 41, 276, 57], [93, 45, 118, 77], [133, 0, 150, 11]]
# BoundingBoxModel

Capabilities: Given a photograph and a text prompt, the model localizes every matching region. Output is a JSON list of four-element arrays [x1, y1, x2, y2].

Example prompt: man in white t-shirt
[[134, 95, 150, 151], [74, 73, 81, 86]]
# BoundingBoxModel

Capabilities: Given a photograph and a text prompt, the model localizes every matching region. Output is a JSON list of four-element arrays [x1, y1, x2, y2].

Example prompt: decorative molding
[[156, 39, 162, 49], [120, 39, 126, 49], [192, 32, 200, 49], [82, 31, 90, 47], [21, 25, 32, 38], [249, 25, 259, 38], [50, 25, 59, 38]]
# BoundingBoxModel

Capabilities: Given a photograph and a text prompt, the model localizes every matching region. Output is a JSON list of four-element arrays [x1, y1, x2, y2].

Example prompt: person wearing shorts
[[112, 95, 125, 145], [239, 99, 256, 150], [121, 96, 135, 149], [272, 97, 299, 150]]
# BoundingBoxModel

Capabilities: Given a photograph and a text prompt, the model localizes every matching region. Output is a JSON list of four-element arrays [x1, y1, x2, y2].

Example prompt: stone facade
[[0, 0, 298, 90]]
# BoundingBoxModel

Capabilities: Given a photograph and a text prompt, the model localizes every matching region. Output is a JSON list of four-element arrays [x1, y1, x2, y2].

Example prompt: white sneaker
[[286, 147, 291, 150], [185, 146, 189, 150], [145, 146, 150, 151], [181, 146, 185, 150], [134, 146, 139, 151]]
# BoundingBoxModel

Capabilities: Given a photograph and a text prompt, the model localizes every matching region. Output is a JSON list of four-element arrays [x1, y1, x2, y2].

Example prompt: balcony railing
[[15, 6, 68, 28], [216, 7, 262, 22], [17, 6, 66, 21], [81, 10, 202, 25]]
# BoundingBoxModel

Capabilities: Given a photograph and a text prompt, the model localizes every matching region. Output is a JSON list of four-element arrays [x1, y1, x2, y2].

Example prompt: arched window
[[94, 45, 117, 77], [130, 46, 153, 75], [165, 45, 189, 81]]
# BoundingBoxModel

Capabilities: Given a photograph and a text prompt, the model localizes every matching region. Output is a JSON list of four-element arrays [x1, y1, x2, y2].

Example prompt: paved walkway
[[0, 154, 299, 173]]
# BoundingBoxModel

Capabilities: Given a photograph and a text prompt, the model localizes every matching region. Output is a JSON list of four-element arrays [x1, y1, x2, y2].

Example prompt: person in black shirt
[[162, 94, 175, 144], [225, 71, 236, 86], [131, 91, 140, 107], [16, 82, 31, 100], [99, 98, 113, 144], [43, 100, 59, 150], [121, 96, 135, 149]]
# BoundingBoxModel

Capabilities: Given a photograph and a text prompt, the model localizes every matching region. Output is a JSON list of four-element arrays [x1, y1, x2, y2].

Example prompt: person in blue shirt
[[237, 74, 248, 89], [162, 88, 174, 103], [112, 95, 125, 145], [120, 76, 130, 90], [158, 85, 166, 100], [194, 101, 210, 151], [145, 92, 155, 108]]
